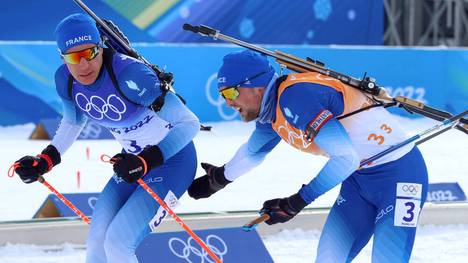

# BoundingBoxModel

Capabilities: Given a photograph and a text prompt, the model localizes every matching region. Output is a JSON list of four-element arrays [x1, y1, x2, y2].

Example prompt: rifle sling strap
[[67, 48, 168, 112]]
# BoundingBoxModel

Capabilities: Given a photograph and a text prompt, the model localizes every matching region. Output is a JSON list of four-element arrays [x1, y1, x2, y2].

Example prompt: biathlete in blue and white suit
[[188, 50, 428, 262], [13, 14, 199, 263]]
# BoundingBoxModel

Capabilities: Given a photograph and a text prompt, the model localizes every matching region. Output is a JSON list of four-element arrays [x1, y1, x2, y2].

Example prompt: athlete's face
[[63, 43, 103, 85], [223, 87, 265, 122]]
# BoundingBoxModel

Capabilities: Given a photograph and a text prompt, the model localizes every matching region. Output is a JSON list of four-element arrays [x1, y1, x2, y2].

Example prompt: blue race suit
[[53, 50, 199, 263], [224, 73, 428, 263]]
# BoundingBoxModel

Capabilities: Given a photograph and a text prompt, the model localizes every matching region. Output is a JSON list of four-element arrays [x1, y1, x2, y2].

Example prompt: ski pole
[[243, 214, 270, 232], [8, 164, 91, 224], [137, 178, 222, 262], [38, 176, 91, 224], [244, 110, 467, 230], [360, 109, 467, 167], [103, 155, 222, 263]]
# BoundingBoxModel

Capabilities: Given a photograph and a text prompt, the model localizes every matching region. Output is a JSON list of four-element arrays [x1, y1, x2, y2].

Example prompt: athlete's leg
[[103, 142, 197, 263], [85, 174, 138, 263], [316, 176, 376, 263], [369, 147, 428, 263]]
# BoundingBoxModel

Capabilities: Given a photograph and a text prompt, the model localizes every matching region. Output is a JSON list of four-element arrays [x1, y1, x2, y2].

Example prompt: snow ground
[[1, 224, 468, 262], [0, 117, 467, 262]]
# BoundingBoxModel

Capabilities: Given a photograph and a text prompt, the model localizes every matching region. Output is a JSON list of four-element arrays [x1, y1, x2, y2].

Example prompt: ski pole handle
[[243, 213, 270, 232], [8, 163, 91, 224]]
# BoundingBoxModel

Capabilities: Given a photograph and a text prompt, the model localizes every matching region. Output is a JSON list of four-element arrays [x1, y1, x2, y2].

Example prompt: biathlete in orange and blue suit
[[188, 50, 428, 263]]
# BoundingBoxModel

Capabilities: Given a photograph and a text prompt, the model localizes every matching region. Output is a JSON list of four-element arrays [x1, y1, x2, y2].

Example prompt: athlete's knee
[[103, 225, 135, 258], [85, 232, 107, 263], [86, 226, 107, 255]]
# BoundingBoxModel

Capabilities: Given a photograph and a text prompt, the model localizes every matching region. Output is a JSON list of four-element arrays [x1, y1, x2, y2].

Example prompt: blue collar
[[258, 74, 279, 124]]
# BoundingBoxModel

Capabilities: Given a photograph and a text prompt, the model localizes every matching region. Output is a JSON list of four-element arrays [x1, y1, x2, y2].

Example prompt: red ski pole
[[137, 178, 222, 263], [102, 155, 222, 263], [38, 176, 91, 224], [8, 163, 91, 225]]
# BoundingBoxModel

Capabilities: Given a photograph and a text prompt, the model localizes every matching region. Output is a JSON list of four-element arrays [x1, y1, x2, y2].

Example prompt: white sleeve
[[51, 119, 86, 155], [224, 122, 281, 181], [224, 142, 266, 181]]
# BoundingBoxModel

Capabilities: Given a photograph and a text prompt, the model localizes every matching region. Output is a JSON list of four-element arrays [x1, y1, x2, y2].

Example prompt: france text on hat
[[54, 13, 100, 53]]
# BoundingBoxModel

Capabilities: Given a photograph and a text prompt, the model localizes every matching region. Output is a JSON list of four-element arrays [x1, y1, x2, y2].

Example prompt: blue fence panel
[[136, 227, 273, 263]]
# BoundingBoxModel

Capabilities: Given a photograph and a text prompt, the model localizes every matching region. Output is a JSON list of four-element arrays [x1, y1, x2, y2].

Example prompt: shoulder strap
[[105, 48, 178, 112], [67, 48, 178, 112], [67, 74, 74, 100], [66, 49, 132, 103], [102, 49, 135, 103]]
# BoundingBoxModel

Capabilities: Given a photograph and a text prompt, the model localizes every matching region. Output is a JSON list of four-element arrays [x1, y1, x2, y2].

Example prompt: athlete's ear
[[253, 87, 266, 95]]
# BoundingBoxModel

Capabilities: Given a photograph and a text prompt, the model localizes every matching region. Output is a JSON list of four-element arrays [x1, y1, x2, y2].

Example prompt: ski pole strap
[[7, 163, 20, 178]]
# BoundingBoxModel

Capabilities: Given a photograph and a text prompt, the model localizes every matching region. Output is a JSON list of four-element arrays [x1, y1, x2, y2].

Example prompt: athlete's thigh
[[371, 147, 428, 263], [88, 175, 138, 236], [316, 177, 376, 263], [106, 142, 197, 246]]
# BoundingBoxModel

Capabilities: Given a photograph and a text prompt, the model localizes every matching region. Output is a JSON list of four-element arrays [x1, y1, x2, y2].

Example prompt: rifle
[[71, 1, 217, 131], [72, 0, 174, 102], [183, 24, 468, 135]]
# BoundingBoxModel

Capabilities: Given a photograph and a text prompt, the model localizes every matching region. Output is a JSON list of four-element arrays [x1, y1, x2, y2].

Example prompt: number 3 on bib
[[394, 199, 421, 227]]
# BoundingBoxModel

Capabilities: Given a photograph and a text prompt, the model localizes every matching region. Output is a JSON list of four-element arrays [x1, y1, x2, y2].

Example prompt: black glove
[[260, 193, 308, 225], [188, 163, 232, 199], [112, 146, 163, 184], [15, 145, 61, 184]]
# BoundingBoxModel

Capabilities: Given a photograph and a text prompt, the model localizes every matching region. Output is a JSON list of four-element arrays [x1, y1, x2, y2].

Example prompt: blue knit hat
[[54, 13, 101, 54], [217, 50, 275, 90]]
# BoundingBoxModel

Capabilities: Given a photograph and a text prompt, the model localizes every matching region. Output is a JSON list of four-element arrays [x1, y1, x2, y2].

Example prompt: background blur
[[1, 0, 467, 126]]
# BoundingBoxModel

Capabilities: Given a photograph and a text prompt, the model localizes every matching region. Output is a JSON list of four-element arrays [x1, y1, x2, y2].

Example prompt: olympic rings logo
[[205, 73, 239, 120], [276, 119, 312, 149], [75, 93, 126, 121], [169, 234, 228, 262], [87, 197, 98, 210], [401, 184, 419, 195]]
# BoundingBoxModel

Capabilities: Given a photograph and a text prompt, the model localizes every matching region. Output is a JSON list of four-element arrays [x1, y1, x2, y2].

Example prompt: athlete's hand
[[188, 163, 232, 199], [112, 153, 148, 184], [260, 193, 308, 225], [14, 145, 61, 184], [15, 156, 49, 184]]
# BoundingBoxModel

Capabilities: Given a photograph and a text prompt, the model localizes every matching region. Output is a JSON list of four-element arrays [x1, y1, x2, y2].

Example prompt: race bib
[[394, 183, 422, 227], [149, 190, 179, 231]]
